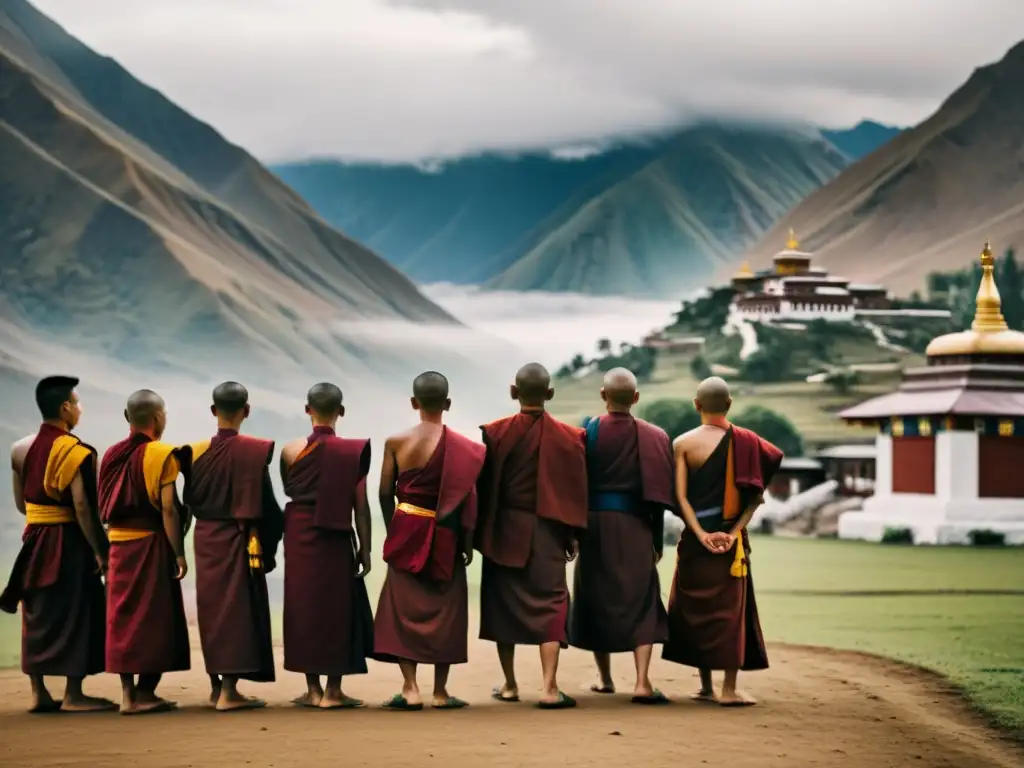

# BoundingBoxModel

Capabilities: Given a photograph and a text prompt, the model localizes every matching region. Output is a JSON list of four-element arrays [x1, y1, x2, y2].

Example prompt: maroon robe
[[476, 411, 587, 647], [282, 426, 374, 675], [569, 413, 673, 652], [0, 423, 106, 677], [184, 428, 283, 681], [98, 433, 190, 675], [662, 427, 781, 671], [375, 426, 486, 665]]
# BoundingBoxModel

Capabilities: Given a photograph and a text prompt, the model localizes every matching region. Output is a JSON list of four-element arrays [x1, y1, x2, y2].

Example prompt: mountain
[[273, 122, 893, 292], [0, 0, 455, 378], [821, 121, 904, 161], [741, 41, 1024, 294], [484, 125, 849, 297]]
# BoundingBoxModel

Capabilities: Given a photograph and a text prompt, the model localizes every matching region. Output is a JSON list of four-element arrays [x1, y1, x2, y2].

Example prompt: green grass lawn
[[2, 537, 1021, 734]]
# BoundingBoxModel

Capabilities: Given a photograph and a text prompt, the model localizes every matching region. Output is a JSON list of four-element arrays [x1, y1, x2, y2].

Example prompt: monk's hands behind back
[[698, 531, 733, 554]]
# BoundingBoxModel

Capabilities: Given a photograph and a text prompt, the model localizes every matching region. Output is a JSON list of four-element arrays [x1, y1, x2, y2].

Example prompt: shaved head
[[513, 362, 552, 406], [307, 382, 344, 418], [125, 389, 167, 438], [212, 381, 249, 414], [695, 376, 732, 415], [602, 367, 638, 408], [413, 371, 450, 413]]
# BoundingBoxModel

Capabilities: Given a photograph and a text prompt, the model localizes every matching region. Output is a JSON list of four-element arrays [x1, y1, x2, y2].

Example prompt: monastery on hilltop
[[729, 230, 895, 322]]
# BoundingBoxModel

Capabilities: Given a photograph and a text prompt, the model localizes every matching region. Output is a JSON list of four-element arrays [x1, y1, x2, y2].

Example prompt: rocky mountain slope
[[742, 40, 1024, 293]]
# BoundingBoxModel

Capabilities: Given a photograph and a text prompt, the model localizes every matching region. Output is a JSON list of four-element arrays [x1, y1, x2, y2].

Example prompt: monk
[[663, 376, 783, 706], [99, 389, 190, 714], [184, 381, 284, 711], [477, 363, 588, 709], [280, 382, 374, 709], [375, 371, 486, 711], [570, 368, 674, 704], [0, 375, 114, 713]]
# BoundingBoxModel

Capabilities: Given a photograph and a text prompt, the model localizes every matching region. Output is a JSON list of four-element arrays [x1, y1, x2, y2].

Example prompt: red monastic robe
[[282, 425, 374, 676], [183, 428, 283, 681], [375, 426, 486, 665], [0, 423, 106, 676], [98, 432, 190, 675], [569, 412, 674, 652], [476, 411, 587, 647], [663, 426, 783, 671]]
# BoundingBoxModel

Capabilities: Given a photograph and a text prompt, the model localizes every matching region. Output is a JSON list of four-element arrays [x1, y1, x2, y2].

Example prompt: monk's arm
[[11, 468, 25, 515], [160, 483, 185, 561], [259, 468, 284, 570], [10, 443, 26, 515], [672, 439, 704, 536], [377, 437, 397, 529], [729, 493, 764, 538], [70, 471, 107, 561], [353, 478, 372, 570]]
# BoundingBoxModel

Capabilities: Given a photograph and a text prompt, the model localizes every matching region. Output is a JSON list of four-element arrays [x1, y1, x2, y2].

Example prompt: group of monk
[[2, 364, 783, 716]]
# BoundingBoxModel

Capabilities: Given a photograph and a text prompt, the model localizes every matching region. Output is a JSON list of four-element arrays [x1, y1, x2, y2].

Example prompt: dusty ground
[[1, 639, 1020, 768]]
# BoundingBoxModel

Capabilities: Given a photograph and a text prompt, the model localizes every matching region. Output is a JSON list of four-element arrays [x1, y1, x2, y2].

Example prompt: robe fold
[[184, 428, 282, 681], [98, 433, 190, 675], [375, 426, 486, 665], [282, 426, 374, 676], [0, 423, 106, 677], [476, 411, 587, 647], [662, 427, 782, 671], [569, 413, 672, 653]]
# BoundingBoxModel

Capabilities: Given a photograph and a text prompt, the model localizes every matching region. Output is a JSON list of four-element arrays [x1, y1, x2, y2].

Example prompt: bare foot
[[216, 692, 266, 712], [491, 685, 519, 702], [61, 694, 118, 713], [208, 684, 222, 707], [136, 690, 177, 709], [292, 691, 323, 708], [29, 689, 60, 714], [690, 689, 717, 703], [320, 693, 364, 709], [718, 690, 757, 707], [121, 698, 175, 716], [590, 683, 615, 694]]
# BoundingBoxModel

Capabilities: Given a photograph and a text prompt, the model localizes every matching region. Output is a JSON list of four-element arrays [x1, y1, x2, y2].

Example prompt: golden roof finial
[[735, 260, 753, 278], [972, 240, 1007, 332], [786, 228, 799, 250]]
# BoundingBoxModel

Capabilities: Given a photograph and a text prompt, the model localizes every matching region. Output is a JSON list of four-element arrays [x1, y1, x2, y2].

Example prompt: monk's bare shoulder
[[280, 437, 308, 467], [673, 426, 703, 451], [10, 434, 35, 469]]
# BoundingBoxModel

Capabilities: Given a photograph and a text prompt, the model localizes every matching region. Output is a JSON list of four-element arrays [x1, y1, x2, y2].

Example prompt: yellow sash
[[723, 437, 746, 580], [43, 435, 93, 500], [25, 503, 75, 525], [247, 529, 263, 570], [108, 528, 155, 542], [396, 502, 437, 519], [141, 441, 180, 507]]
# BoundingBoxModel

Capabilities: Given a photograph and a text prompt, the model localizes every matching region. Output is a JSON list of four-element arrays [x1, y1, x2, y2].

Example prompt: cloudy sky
[[31, 0, 1024, 162]]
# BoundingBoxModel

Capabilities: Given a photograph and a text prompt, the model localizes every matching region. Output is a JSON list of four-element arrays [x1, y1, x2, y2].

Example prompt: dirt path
[[1, 640, 1020, 768]]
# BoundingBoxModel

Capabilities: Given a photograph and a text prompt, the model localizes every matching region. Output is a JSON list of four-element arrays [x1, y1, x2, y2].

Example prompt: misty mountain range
[[273, 121, 901, 296]]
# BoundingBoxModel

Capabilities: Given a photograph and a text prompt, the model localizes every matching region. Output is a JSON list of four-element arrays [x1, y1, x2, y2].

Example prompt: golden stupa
[[734, 260, 754, 278], [785, 228, 800, 250], [926, 241, 1024, 357]]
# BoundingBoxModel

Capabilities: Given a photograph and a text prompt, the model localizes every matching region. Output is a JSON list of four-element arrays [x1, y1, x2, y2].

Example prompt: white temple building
[[837, 242, 1024, 545]]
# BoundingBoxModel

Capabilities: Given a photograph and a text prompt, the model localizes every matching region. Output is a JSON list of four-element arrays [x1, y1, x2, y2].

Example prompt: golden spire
[[735, 260, 753, 278], [972, 240, 1008, 332], [786, 228, 799, 250]]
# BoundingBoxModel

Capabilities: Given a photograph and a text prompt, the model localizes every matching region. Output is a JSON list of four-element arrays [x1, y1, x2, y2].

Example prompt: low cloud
[[31, 0, 1024, 161]]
